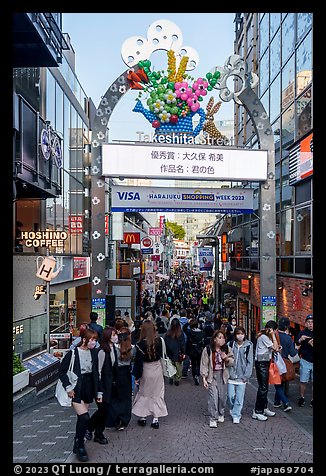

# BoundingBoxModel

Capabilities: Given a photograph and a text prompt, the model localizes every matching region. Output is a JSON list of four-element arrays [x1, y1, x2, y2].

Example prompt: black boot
[[73, 437, 78, 454], [75, 438, 89, 462]]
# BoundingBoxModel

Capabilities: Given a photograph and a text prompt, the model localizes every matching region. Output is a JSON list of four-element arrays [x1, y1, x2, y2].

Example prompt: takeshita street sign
[[102, 143, 267, 182]]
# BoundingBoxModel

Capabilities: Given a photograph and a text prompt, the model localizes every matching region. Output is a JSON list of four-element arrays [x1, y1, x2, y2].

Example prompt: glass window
[[270, 13, 281, 38], [272, 119, 281, 162], [276, 214, 280, 256], [280, 208, 293, 255], [280, 257, 293, 273], [270, 75, 280, 123], [281, 56, 295, 111], [46, 70, 55, 125], [259, 50, 269, 94], [296, 31, 312, 95], [260, 89, 269, 118], [281, 104, 295, 149], [295, 258, 311, 275], [55, 84, 64, 135], [275, 162, 280, 211], [282, 13, 295, 65], [259, 13, 269, 56], [270, 31, 281, 82], [297, 13, 313, 42], [15, 200, 43, 253], [295, 179, 311, 205], [296, 88, 312, 139], [281, 156, 294, 207], [295, 206, 311, 253]]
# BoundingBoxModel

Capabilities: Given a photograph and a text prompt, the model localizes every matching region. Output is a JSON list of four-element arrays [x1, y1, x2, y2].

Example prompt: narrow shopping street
[[13, 372, 312, 464]]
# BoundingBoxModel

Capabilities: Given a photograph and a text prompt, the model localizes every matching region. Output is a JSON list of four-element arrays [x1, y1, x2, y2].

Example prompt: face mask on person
[[87, 340, 96, 349], [231, 321, 236, 327], [111, 335, 118, 344], [236, 334, 245, 342]]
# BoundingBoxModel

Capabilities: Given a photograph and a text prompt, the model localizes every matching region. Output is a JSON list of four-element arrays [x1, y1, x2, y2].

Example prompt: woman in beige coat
[[200, 329, 234, 427]]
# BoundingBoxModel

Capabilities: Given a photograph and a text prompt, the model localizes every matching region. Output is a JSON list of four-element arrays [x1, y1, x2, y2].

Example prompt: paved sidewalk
[[13, 372, 312, 464]]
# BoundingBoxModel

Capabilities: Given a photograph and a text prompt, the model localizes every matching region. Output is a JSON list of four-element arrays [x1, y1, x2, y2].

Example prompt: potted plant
[[13, 352, 29, 393]]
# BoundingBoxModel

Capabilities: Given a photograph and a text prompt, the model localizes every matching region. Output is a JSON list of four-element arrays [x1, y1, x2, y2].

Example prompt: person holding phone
[[200, 329, 234, 427]]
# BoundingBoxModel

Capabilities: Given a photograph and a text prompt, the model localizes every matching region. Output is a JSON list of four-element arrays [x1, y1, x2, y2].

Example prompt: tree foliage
[[165, 221, 186, 240]]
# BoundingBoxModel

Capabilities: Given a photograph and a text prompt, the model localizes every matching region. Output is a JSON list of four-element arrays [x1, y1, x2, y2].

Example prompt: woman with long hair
[[252, 320, 280, 421], [132, 320, 168, 429], [85, 327, 118, 444], [164, 317, 186, 386], [58, 328, 99, 462], [200, 329, 234, 427], [106, 327, 135, 431]]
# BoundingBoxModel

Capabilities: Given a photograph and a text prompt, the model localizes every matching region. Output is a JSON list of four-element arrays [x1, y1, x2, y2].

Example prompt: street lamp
[[196, 234, 219, 313]]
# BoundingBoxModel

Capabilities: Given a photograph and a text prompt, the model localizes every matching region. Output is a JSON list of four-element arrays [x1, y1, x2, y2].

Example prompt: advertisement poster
[[262, 296, 277, 326], [91, 298, 106, 328], [198, 247, 214, 271]]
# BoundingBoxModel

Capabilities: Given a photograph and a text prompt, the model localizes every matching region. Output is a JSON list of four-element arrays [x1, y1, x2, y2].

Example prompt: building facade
[[226, 13, 313, 339], [13, 13, 94, 359]]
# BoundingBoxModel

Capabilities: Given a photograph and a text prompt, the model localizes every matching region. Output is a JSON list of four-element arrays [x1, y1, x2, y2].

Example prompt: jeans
[[228, 382, 247, 419], [274, 383, 289, 405], [254, 360, 270, 414]]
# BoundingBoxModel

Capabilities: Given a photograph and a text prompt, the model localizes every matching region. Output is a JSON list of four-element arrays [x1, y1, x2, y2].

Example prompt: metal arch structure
[[90, 52, 276, 325], [212, 55, 276, 325], [89, 68, 138, 301]]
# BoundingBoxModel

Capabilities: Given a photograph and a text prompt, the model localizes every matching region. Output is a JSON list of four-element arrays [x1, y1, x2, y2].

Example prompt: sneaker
[[233, 417, 240, 424], [85, 429, 93, 441], [298, 397, 305, 407], [209, 418, 218, 428], [283, 403, 292, 412], [310, 400, 313, 408], [263, 408, 276, 417], [273, 402, 282, 408], [217, 415, 225, 423], [252, 411, 268, 421], [194, 376, 200, 386]]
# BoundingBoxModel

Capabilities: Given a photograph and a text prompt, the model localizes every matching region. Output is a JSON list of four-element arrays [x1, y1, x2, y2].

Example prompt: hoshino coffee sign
[[21, 231, 68, 247]]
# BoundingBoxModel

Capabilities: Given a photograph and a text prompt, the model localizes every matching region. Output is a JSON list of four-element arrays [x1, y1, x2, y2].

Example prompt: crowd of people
[[58, 267, 313, 462]]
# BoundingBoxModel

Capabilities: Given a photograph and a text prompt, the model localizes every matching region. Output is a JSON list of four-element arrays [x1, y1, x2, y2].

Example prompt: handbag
[[282, 358, 296, 382], [268, 359, 282, 385], [288, 353, 300, 364], [55, 351, 78, 407], [273, 351, 287, 375], [160, 338, 177, 378]]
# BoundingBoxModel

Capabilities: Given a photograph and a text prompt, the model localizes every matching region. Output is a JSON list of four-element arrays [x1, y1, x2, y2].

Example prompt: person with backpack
[[203, 313, 215, 346], [200, 329, 234, 427], [227, 326, 254, 424]]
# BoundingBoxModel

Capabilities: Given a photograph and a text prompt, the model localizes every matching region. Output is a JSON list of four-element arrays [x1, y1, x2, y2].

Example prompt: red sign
[[105, 215, 109, 235], [123, 232, 140, 244], [159, 216, 165, 229], [151, 255, 160, 261], [73, 257, 90, 280], [141, 237, 153, 248], [69, 215, 83, 235], [241, 279, 250, 294], [221, 232, 229, 263], [149, 227, 163, 236]]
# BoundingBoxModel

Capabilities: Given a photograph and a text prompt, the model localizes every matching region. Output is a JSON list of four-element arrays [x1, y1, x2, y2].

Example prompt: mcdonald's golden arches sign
[[123, 232, 140, 244]]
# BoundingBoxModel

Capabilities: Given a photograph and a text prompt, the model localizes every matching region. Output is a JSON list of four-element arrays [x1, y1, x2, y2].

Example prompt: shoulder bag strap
[[68, 350, 75, 372], [160, 337, 167, 358]]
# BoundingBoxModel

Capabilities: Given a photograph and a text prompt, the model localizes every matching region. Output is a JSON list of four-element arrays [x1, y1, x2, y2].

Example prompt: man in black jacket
[[88, 312, 103, 342]]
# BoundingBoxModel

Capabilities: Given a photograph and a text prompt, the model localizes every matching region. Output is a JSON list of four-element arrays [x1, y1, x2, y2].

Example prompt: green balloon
[[157, 85, 165, 93], [198, 96, 203, 101], [206, 72, 213, 80], [150, 91, 157, 99], [213, 71, 220, 78], [171, 106, 178, 115], [207, 85, 213, 91], [161, 77, 168, 84], [168, 82, 175, 89], [147, 98, 153, 106], [210, 79, 217, 86], [138, 61, 144, 68], [144, 60, 151, 68]]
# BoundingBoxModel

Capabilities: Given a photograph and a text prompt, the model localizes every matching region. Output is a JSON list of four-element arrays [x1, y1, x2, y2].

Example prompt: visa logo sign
[[117, 192, 140, 200]]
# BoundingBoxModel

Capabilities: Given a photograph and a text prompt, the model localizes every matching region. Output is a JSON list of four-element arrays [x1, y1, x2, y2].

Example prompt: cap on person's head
[[305, 314, 313, 322], [278, 317, 290, 331]]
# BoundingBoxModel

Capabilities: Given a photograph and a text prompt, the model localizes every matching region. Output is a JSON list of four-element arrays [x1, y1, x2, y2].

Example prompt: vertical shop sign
[[221, 232, 228, 262], [91, 298, 106, 328], [69, 215, 83, 235], [73, 257, 90, 280], [262, 296, 276, 326]]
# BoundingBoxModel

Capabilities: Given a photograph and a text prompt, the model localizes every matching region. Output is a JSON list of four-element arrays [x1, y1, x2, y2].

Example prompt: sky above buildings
[[62, 13, 236, 142]]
